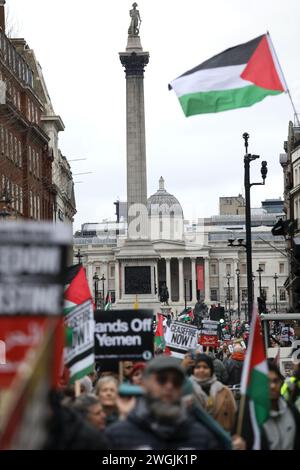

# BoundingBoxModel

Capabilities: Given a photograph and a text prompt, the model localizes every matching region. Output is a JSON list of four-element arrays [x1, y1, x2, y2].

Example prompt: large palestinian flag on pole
[[240, 307, 270, 449], [169, 33, 287, 117], [64, 264, 95, 383]]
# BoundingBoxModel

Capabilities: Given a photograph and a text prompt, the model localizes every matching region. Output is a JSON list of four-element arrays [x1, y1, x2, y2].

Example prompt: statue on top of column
[[128, 2, 141, 36]]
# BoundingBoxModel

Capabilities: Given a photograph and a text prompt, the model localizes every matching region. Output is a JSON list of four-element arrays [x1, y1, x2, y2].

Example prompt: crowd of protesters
[[41, 300, 300, 450], [44, 342, 300, 450]]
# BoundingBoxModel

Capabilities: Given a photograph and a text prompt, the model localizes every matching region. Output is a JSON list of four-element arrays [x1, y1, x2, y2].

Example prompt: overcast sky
[[7, 0, 300, 231]]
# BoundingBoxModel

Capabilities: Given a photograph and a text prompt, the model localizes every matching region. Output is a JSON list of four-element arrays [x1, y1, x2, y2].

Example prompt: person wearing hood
[[104, 356, 223, 450], [190, 354, 237, 432], [224, 344, 245, 386]]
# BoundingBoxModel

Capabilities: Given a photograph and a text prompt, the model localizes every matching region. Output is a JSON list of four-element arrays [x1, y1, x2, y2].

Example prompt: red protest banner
[[199, 335, 219, 347], [197, 264, 204, 290]]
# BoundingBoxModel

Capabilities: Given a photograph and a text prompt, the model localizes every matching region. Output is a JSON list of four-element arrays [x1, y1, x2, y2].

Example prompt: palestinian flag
[[64, 264, 93, 314], [169, 33, 286, 117], [240, 307, 270, 449], [104, 293, 112, 311], [178, 308, 194, 322], [154, 314, 165, 350]]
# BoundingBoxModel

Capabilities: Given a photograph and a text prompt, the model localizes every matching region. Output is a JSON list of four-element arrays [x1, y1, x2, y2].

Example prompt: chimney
[[0, 0, 5, 34]]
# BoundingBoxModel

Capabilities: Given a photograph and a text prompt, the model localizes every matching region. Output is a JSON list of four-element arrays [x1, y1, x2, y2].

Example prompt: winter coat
[[263, 398, 300, 450], [44, 392, 109, 450], [104, 397, 223, 450], [224, 354, 244, 386], [191, 376, 237, 432]]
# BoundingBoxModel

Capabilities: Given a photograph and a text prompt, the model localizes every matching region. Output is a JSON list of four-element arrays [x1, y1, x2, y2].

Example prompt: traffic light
[[257, 296, 266, 314]]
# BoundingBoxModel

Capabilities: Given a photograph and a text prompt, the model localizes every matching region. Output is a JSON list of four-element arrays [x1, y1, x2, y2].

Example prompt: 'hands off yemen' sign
[[165, 321, 199, 358], [94, 310, 154, 362]]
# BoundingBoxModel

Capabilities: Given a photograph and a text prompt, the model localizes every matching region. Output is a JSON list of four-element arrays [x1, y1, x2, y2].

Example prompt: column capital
[[119, 51, 149, 77]]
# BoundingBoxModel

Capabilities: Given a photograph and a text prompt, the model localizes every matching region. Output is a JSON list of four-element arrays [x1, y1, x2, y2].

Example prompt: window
[[210, 263, 217, 275], [295, 168, 298, 186], [241, 289, 248, 301], [14, 136, 17, 164], [0, 125, 4, 154], [210, 289, 218, 301], [28, 146, 32, 172], [95, 267, 100, 274], [279, 263, 284, 274], [110, 265, 115, 278], [279, 289, 286, 301], [259, 263, 266, 272], [240, 263, 246, 275], [29, 190, 33, 217], [18, 141, 22, 167]]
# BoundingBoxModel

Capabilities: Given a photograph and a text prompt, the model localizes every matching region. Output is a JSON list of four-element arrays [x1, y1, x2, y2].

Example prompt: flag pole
[[266, 31, 300, 126], [236, 393, 247, 435]]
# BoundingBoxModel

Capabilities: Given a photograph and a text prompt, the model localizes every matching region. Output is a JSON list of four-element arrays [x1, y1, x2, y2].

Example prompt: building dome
[[147, 177, 184, 218]]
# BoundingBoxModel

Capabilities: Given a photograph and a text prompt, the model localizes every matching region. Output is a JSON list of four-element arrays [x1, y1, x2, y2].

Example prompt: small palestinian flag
[[104, 293, 112, 311], [154, 314, 166, 351], [240, 307, 270, 449], [169, 33, 286, 116]]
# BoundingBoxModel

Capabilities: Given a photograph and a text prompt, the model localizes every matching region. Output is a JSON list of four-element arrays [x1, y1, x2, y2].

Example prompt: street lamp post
[[274, 273, 278, 313], [257, 266, 263, 298], [184, 278, 187, 310], [75, 248, 83, 264], [226, 273, 231, 320], [236, 268, 241, 320], [243, 132, 268, 322], [93, 272, 99, 309], [252, 273, 255, 302], [101, 274, 106, 309]]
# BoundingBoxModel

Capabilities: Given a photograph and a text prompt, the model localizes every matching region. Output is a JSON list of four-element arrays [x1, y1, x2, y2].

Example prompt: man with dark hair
[[105, 356, 223, 450], [263, 360, 300, 450]]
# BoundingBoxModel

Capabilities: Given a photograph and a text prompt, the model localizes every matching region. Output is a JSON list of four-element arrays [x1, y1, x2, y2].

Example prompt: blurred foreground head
[[142, 356, 185, 404]]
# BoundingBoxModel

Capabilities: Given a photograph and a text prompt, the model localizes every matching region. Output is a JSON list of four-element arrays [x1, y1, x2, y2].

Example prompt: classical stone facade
[[280, 117, 300, 310], [74, 183, 288, 315]]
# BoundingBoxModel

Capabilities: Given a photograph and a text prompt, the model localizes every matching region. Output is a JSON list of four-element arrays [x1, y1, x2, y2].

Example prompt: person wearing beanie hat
[[190, 353, 237, 432], [129, 362, 146, 386]]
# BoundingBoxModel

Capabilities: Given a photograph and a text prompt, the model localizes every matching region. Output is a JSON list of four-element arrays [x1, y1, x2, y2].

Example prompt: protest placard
[[64, 300, 95, 383], [94, 310, 154, 362], [199, 320, 219, 347], [0, 222, 71, 388], [165, 321, 199, 358]]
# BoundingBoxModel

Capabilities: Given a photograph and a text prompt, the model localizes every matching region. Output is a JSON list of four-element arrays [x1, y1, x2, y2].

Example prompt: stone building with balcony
[[0, 1, 76, 222]]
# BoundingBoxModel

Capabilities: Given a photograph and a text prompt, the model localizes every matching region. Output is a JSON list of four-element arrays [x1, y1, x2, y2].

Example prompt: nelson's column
[[116, 3, 160, 311]]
